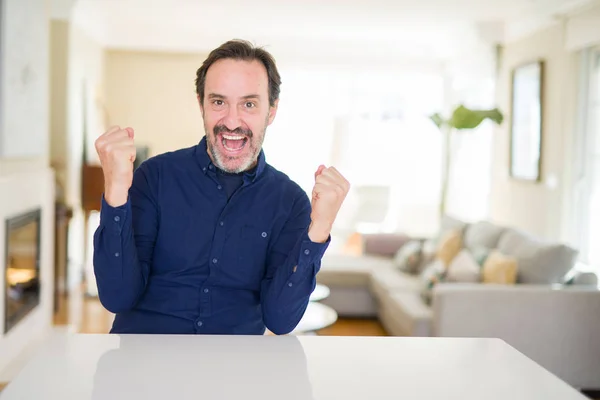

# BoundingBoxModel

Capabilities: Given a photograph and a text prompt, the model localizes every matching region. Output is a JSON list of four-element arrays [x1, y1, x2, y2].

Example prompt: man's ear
[[267, 99, 279, 126]]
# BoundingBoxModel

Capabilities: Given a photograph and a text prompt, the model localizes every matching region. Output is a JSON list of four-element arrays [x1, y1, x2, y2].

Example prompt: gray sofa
[[317, 216, 600, 390]]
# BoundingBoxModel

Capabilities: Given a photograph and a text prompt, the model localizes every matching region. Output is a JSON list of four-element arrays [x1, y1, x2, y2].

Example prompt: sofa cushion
[[363, 233, 411, 257], [470, 245, 492, 266], [441, 214, 468, 236], [420, 238, 438, 267], [463, 221, 506, 251], [369, 266, 422, 300], [423, 215, 468, 251], [378, 290, 433, 336], [436, 229, 462, 266], [446, 249, 481, 283], [497, 230, 578, 284], [393, 240, 424, 274], [419, 259, 447, 305], [317, 254, 394, 287], [482, 250, 518, 284]]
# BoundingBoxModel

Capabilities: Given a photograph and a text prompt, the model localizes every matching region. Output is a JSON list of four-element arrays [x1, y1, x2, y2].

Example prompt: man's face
[[199, 58, 278, 173]]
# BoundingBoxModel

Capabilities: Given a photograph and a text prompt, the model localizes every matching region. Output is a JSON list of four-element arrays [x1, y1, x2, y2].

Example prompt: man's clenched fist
[[95, 126, 137, 207], [308, 165, 350, 243]]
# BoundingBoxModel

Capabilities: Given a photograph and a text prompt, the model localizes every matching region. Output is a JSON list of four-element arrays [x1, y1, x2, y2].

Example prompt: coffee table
[[309, 283, 331, 302], [291, 284, 336, 334], [291, 302, 338, 334]]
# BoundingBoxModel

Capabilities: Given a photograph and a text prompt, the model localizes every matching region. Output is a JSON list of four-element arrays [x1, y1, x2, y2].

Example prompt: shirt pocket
[[228, 224, 271, 288]]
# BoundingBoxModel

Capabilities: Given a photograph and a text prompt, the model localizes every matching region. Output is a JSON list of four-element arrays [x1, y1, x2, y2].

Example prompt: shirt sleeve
[[92, 161, 159, 313], [260, 189, 330, 335]]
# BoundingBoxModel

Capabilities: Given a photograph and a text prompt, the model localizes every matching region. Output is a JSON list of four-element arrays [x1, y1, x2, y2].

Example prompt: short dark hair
[[195, 39, 281, 107]]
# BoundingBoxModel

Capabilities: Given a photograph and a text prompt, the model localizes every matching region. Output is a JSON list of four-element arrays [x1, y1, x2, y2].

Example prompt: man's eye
[[245, 102, 255, 108], [213, 100, 224, 106]]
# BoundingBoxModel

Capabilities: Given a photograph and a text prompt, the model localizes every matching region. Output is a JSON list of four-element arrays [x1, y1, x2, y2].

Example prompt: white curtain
[[573, 47, 600, 265]]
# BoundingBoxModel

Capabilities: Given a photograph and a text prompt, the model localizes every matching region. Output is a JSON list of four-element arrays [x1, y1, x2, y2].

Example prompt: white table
[[0, 333, 588, 400]]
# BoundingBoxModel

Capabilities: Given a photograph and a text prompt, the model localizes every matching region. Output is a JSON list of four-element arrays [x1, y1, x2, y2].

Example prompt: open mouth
[[220, 134, 248, 153]]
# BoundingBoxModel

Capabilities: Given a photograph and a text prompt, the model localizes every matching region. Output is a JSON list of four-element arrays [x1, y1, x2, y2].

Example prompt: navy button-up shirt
[[93, 137, 330, 335]]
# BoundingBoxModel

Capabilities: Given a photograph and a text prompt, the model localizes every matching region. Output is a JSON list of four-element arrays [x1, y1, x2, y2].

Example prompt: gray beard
[[206, 129, 265, 174], [203, 112, 269, 174]]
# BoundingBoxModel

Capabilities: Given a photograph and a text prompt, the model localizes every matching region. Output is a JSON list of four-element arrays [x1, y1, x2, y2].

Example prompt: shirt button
[[114, 216, 120, 222], [219, 221, 224, 226], [212, 258, 218, 264], [197, 321, 203, 327], [209, 165, 213, 170], [114, 252, 120, 257], [203, 288, 209, 293], [217, 185, 222, 190], [288, 282, 293, 287], [261, 232, 267, 238], [203, 167, 207, 172], [304, 249, 310, 255]]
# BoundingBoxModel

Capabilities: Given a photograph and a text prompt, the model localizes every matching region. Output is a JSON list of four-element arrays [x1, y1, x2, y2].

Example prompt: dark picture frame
[[509, 60, 544, 182]]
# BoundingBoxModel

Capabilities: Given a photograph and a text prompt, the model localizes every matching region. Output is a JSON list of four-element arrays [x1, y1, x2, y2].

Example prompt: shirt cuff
[[298, 228, 330, 265], [100, 194, 130, 235]]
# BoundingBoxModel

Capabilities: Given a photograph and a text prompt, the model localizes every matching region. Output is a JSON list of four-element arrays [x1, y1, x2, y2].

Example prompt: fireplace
[[4, 209, 41, 334]]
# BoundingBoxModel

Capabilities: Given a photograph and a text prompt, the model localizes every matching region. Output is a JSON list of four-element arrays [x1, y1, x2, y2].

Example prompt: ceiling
[[69, 0, 596, 67]]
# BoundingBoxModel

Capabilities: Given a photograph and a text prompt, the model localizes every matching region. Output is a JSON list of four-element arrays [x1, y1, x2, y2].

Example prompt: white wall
[[490, 23, 579, 241], [0, 0, 50, 160], [0, 167, 55, 379], [104, 49, 206, 157], [0, 0, 55, 381], [565, 4, 600, 51]]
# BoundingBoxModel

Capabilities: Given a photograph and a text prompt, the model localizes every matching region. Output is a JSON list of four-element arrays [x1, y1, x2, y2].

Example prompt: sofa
[[317, 215, 600, 390]]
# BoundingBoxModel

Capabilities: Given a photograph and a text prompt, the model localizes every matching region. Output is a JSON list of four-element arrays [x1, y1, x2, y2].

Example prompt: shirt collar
[[195, 136, 266, 182]]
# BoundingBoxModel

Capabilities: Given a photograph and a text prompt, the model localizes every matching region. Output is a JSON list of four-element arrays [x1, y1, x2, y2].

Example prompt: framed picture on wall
[[509, 60, 544, 182]]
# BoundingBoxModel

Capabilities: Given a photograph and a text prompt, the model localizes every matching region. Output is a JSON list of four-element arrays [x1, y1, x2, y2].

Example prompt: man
[[93, 39, 350, 335]]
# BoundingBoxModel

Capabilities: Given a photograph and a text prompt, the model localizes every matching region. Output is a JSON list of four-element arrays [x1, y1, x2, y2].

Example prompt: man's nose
[[223, 105, 242, 131]]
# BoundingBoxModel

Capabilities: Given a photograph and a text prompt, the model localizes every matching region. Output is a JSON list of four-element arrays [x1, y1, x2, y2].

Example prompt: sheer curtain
[[574, 47, 600, 267]]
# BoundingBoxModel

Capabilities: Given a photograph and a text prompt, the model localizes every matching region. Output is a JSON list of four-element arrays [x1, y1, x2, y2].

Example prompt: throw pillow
[[393, 240, 423, 275], [482, 250, 518, 284], [420, 259, 447, 305], [470, 246, 491, 267], [420, 238, 437, 269], [436, 229, 462, 267], [446, 249, 481, 283]]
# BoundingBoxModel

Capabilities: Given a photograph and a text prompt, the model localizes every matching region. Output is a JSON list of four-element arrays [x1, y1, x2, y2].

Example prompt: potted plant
[[430, 105, 504, 216]]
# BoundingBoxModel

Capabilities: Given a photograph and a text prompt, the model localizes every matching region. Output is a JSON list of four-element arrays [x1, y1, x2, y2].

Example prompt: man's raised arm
[[260, 165, 349, 334], [92, 126, 158, 313]]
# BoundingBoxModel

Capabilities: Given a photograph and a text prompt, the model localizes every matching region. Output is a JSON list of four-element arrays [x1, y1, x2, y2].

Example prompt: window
[[337, 114, 443, 235], [572, 47, 600, 268], [263, 67, 445, 237]]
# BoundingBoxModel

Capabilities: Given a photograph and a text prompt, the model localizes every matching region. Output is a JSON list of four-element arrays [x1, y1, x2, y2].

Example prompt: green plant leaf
[[449, 105, 503, 130], [430, 113, 445, 129]]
